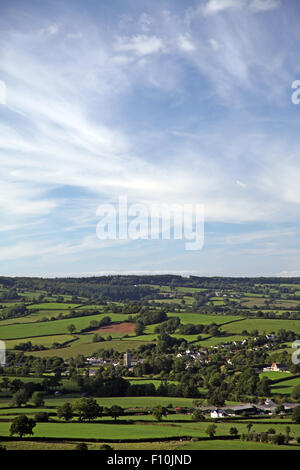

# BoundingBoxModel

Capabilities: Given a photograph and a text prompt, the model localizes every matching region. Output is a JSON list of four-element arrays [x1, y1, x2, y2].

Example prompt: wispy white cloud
[[115, 34, 164, 56], [41, 23, 59, 36], [208, 38, 221, 51], [201, 0, 280, 15], [236, 180, 247, 188], [0, 235, 128, 261], [178, 34, 196, 52], [249, 0, 281, 12], [202, 0, 246, 16], [223, 229, 296, 246]]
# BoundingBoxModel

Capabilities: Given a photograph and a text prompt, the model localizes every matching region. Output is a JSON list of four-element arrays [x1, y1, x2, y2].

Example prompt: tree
[[135, 321, 145, 336], [207, 390, 226, 407], [257, 377, 271, 397], [34, 412, 49, 422], [205, 424, 217, 438], [9, 379, 24, 394], [192, 408, 205, 421], [271, 433, 285, 445], [0, 377, 10, 391], [246, 423, 253, 433], [109, 405, 124, 422], [67, 324, 76, 334], [11, 389, 28, 407], [236, 367, 259, 396], [90, 320, 100, 329], [73, 398, 102, 422], [10, 415, 36, 439], [34, 362, 45, 376], [57, 402, 74, 422], [291, 385, 300, 401], [152, 405, 167, 421], [229, 427, 239, 437], [275, 404, 285, 414], [292, 406, 300, 424], [31, 391, 44, 407]]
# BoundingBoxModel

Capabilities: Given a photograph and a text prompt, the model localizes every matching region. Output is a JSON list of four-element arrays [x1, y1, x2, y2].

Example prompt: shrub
[[99, 444, 113, 451], [260, 432, 268, 443], [229, 427, 238, 437], [271, 434, 285, 445], [34, 412, 50, 422], [75, 443, 88, 451]]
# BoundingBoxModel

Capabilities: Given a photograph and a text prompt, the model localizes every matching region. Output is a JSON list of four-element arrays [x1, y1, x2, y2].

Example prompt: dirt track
[[94, 322, 135, 334]]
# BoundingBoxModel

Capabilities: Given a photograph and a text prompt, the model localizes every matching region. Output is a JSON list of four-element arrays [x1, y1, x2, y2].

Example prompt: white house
[[210, 409, 228, 418]]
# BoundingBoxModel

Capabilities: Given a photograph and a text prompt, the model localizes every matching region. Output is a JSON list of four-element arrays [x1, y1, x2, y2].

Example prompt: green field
[[167, 313, 243, 325], [27, 303, 81, 310], [5, 334, 76, 349], [0, 313, 134, 340], [221, 318, 300, 335], [270, 377, 300, 395], [0, 418, 300, 442]]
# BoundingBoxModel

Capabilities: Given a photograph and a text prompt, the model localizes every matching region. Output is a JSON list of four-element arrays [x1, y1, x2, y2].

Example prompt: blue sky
[[1, 0, 300, 277]]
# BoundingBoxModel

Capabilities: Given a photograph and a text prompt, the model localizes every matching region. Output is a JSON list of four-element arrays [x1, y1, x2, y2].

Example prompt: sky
[[1, 0, 300, 277]]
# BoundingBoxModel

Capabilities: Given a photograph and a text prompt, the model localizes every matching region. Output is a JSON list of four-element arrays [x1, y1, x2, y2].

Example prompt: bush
[[75, 443, 88, 451], [260, 432, 268, 443], [34, 412, 50, 422], [99, 444, 113, 451], [229, 427, 238, 437], [271, 434, 285, 445]]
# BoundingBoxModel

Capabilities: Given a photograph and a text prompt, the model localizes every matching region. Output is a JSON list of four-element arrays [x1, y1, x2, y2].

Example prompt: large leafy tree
[[11, 389, 28, 407], [205, 424, 217, 438], [73, 397, 102, 422], [57, 402, 74, 421], [10, 415, 36, 439], [109, 405, 124, 422], [292, 406, 300, 424], [31, 391, 44, 407], [152, 405, 167, 421]]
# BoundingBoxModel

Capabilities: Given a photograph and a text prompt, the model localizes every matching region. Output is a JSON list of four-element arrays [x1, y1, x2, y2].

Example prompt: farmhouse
[[226, 404, 259, 416], [210, 409, 228, 418], [270, 362, 288, 372], [86, 357, 103, 365], [263, 362, 289, 372]]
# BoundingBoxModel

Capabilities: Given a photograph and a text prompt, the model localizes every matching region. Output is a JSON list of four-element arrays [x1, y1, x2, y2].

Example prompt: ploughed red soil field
[[94, 322, 136, 334]]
